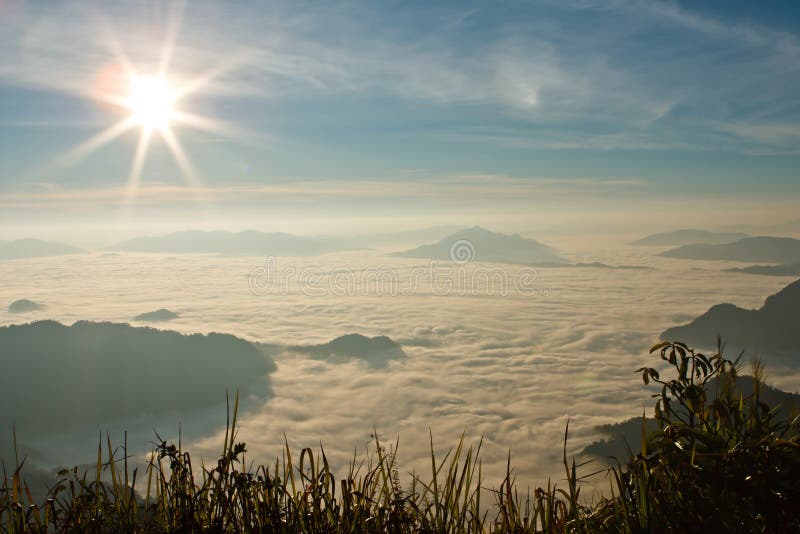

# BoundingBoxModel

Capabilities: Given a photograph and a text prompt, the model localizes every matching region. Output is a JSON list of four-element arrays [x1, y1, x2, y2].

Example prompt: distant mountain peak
[[395, 227, 564, 265]]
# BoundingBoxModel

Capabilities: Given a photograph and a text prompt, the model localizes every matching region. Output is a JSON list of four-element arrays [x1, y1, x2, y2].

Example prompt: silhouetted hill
[[660, 236, 800, 263], [631, 229, 748, 247], [0, 239, 84, 260], [584, 375, 800, 462], [727, 263, 800, 276], [109, 230, 341, 256], [8, 299, 45, 313], [661, 279, 800, 352], [134, 308, 179, 322], [0, 321, 275, 436], [290, 333, 406, 368], [395, 227, 565, 265]]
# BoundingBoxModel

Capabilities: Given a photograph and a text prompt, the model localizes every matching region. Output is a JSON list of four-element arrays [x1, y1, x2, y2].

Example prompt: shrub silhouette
[[602, 340, 800, 532]]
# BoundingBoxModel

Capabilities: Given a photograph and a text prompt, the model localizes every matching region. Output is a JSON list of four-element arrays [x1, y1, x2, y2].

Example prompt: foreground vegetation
[[2, 341, 799, 532]]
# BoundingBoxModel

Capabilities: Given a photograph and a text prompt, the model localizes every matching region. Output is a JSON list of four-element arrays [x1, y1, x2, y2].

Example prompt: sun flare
[[126, 75, 176, 130], [46, 2, 252, 215]]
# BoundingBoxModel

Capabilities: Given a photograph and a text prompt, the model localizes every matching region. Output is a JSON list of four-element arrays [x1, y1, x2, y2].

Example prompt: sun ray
[[171, 110, 234, 134], [161, 126, 198, 186], [98, 93, 134, 109], [114, 127, 153, 238], [161, 126, 213, 207], [122, 127, 153, 207], [170, 110, 265, 145], [158, 0, 186, 78], [171, 50, 255, 101], [54, 118, 136, 168]]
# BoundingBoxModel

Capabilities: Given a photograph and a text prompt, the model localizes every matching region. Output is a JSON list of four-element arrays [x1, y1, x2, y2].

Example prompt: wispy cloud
[[1, 2, 570, 109], [1, 0, 799, 163], [0, 174, 646, 209]]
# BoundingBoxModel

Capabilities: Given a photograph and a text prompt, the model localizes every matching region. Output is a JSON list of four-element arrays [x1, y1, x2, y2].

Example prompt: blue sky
[[1, 0, 799, 241]]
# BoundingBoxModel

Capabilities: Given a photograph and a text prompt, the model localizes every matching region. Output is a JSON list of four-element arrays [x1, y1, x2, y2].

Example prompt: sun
[[126, 75, 176, 131], [47, 2, 253, 212]]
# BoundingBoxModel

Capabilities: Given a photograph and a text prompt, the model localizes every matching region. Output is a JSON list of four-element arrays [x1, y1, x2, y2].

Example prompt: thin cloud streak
[[0, 175, 647, 209]]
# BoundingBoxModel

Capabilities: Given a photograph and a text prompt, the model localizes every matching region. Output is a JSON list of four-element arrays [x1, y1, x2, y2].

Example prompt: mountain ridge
[[660, 236, 800, 263], [631, 229, 748, 247], [0, 239, 85, 260], [109, 230, 342, 256], [661, 279, 800, 352]]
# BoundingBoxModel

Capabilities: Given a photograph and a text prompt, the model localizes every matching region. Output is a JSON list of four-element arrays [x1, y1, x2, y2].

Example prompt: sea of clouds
[[0, 244, 795, 489]]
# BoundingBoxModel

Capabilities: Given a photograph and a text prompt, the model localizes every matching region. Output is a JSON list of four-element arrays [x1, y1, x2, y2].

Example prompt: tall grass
[[2, 340, 799, 532]]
